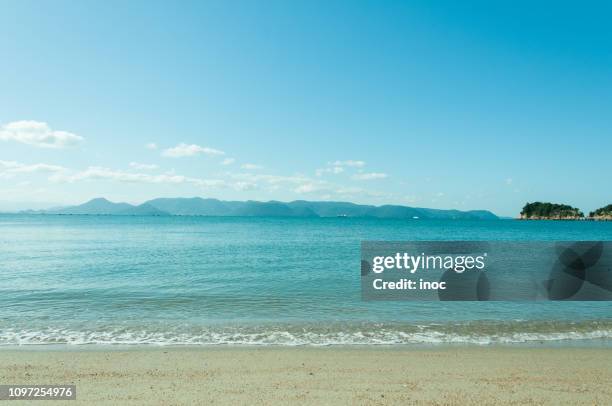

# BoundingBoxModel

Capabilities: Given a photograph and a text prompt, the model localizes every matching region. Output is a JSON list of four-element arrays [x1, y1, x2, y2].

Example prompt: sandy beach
[[0, 346, 611, 405]]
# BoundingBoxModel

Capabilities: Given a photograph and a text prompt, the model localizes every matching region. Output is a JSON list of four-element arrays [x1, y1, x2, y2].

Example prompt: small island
[[519, 202, 583, 220], [589, 204, 612, 221], [520, 202, 612, 220]]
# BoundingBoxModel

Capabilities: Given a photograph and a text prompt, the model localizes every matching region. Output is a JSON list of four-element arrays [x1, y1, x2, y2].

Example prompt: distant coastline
[[18, 197, 499, 220], [9, 198, 612, 221]]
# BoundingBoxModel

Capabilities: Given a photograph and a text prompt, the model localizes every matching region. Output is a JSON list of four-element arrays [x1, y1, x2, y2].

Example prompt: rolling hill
[[37, 197, 498, 219]]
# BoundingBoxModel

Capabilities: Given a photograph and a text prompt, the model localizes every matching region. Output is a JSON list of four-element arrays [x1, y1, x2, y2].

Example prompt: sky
[[0, 0, 611, 216]]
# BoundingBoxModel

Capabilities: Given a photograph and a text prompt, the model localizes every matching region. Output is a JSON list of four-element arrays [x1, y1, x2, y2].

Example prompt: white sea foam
[[1, 325, 611, 347]]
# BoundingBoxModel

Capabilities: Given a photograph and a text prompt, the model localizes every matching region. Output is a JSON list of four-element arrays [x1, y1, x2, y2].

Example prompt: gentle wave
[[2, 321, 612, 346]]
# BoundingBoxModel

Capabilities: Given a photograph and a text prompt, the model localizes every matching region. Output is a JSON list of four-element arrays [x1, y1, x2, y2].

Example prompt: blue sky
[[0, 1, 610, 216]]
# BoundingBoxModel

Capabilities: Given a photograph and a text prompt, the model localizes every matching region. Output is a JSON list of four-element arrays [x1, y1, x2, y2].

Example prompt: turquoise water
[[1, 214, 611, 346]]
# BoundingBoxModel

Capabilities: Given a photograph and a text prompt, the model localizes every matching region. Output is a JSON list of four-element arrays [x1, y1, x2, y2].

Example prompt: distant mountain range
[[24, 197, 499, 220]]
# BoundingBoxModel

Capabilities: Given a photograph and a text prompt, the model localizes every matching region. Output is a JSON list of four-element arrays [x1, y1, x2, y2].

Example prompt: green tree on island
[[520, 202, 584, 219], [589, 204, 612, 218]]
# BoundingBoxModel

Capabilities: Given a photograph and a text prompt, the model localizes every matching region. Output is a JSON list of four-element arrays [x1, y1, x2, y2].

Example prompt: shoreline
[[2, 337, 612, 352], [1, 346, 611, 405]]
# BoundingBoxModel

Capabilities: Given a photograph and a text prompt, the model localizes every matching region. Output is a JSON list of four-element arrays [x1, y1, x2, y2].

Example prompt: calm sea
[[1, 214, 611, 347]]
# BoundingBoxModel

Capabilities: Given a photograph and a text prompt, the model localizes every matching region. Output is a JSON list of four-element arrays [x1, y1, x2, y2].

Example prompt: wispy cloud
[[1, 153, 392, 204], [162, 143, 225, 158], [352, 172, 388, 180], [316, 166, 344, 176], [129, 162, 158, 170], [228, 171, 315, 193], [145, 143, 158, 150], [331, 160, 365, 168], [228, 169, 388, 200], [316, 159, 365, 177], [240, 163, 263, 170], [294, 182, 328, 194], [404, 195, 419, 204], [0, 160, 67, 173], [334, 186, 389, 199], [221, 158, 235, 165], [50, 166, 226, 188], [0, 121, 83, 149], [233, 181, 258, 191], [228, 172, 310, 186]]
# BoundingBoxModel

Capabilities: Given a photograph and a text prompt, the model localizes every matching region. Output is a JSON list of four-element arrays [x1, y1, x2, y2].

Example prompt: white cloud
[[352, 172, 388, 180], [332, 186, 388, 199], [0, 160, 67, 173], [404, 195, 419, 204], [228, 171, 376, 199], [331, 160, 365, 168], [221, 158, 235, 166], [316, 166, 344, 176], [240, 163, 263, 170], [229, 171, 332, 195], [129, 162, 158, 170], [162, 143, 225, 158], [0, 121, 83, 149], [145, 143, 158, 150], [505, 178, 513, 185], [233, 181, 258, 191], [335, 186, 367, 196], [294, 183, 324, 194], [50, 166, 226, 188], [228, 172, 311, 186], [315, 160, 364, 177]]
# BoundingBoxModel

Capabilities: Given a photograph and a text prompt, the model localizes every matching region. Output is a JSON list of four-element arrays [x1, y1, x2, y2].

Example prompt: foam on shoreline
[[2, 320, 611, 347]]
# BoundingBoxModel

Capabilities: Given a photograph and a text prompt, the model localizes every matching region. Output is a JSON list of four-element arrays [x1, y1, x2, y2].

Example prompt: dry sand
[[1, 346, 611, 405]]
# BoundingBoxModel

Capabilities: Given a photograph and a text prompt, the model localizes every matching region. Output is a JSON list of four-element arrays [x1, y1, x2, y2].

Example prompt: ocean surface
[[1, 214, 611, 347]]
